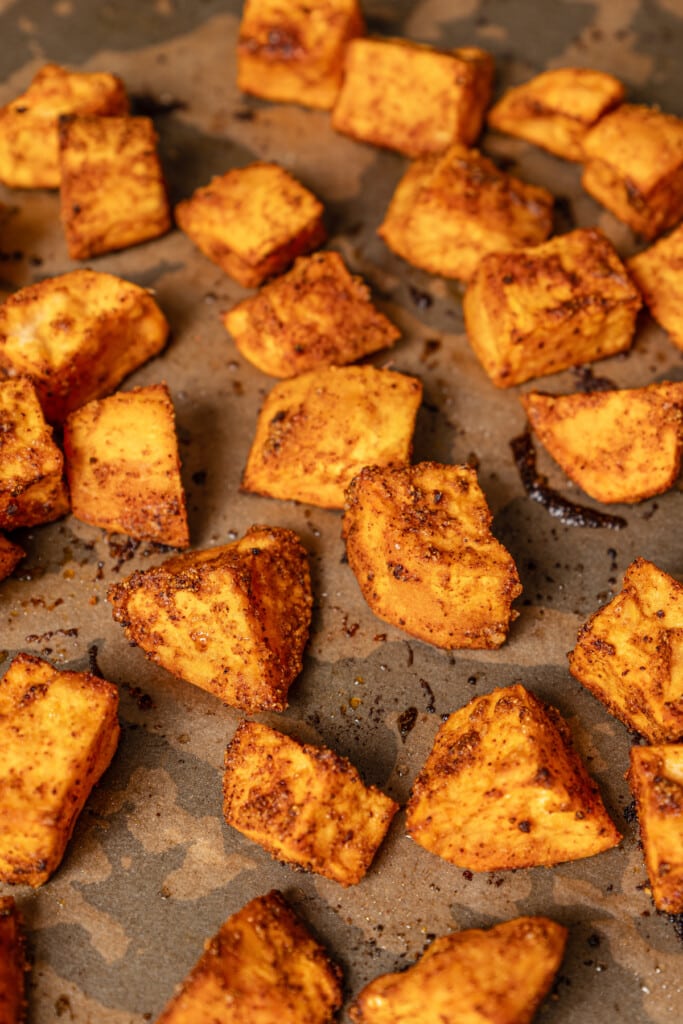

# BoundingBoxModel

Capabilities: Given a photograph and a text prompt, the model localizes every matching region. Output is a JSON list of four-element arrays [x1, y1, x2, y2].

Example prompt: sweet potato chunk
[[342, 462, 522, 649], [0, 63, 128, 190], [628, 744, 683, 913], [0, 897, 28, 1024], [175, 162, 326, 288], [379, 144, 553, 282], [156, 890, 343, 1024], [0, 377, 69, 530], [582, 104, 683, 239], [569, 559, 683, 743], [108, 525, 312, 713], [332, 38, 493, 156], [0, 269, 169, 424], [237, 0, 365, 110], [628, 223, 683, 352], [223, 721, 398, 886], [0, 534, 24, 581], [59, 114, 171, 259], [224, 251, 399, 377], [0, 653, 120, 887], [63, 383, 189, 547], [488, 67, 624, 162], [406, 683, 621, 871], [242, 365, 421, 508], [521, 382, 683, 504], [464, 228, 641, 387], [350, 916, 567, 1024]]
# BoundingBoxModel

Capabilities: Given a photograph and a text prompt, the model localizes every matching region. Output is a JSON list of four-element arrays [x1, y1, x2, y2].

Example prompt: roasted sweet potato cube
[[156, 890, 343, 1024], [349, 916, 567, 1024], [0, 534, 24, 581], [0, 653, 120, 887], [58, 114, 170, 259], [343, 462, 522, 649], [242, 365, 422, 508], [406, 683, 621, 871], [108, 525, 312, 713], [223, 721, 398, 885], [0, 63, 128, 190], [223, 251, 399, 377], [464, 228, 641, 387], [237, 0, 365, 110], [569, 559, 683, 743], [0, 897, 28, 1024], [175, 162, 326, 288], [0, 377, 69, 530], [582, 104, 683, 239], [332, 38, 493, 156], [64, 384, 189, 547], [379, 144, 553, 282], [521, 382, 683, 504], [0, 269, 169, 424], [628, 744, 683, 913], [628, 223, 683, 352], [487, 67, 624, 162]]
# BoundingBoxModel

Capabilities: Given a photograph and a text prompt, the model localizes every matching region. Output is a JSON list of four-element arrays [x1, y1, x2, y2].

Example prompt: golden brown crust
[[0, 897, 29, 1024], [628, 222, 683, 351], [628, 744, 683, 913]]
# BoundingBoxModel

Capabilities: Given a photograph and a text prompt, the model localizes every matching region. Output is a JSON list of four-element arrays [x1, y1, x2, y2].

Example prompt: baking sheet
[[0, 0, 682, 1020]]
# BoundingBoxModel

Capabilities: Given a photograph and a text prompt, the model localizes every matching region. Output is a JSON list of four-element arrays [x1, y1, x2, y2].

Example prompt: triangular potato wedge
[[628, 744, 683, 913]]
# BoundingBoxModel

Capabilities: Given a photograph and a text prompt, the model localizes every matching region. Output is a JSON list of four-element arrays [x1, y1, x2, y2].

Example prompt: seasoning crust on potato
[[342, 462, 522, 649], [628, 223, 683, 352], [0, 534, 24, 581], [569, 559, 683, 744], [464, 228, 641, 388], [379, 143, 554, 282], [521, 382, 683, 504], [349, 916, 568, 1024], [0, 897, 28, 1024], [0, 653, 120, 887], [108, 525, 312, 713], [242, 365, 422, 508], [224, 250, 400, 378], [156, 890, 343, 1024], [332, 38, 494, 156], [628, 744, 683, 913], [223, 721, 398, 886], [406, 683, 621, 871]]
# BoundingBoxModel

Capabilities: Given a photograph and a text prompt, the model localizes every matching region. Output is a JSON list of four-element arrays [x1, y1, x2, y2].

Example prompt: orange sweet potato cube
[[0, 897, 28, 1024], [628, 223, 683, 352], [628, 744, 683, 913]]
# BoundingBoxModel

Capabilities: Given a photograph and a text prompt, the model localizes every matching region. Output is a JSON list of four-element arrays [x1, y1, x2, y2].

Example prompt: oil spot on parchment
[[31, 961, 146, 1024]]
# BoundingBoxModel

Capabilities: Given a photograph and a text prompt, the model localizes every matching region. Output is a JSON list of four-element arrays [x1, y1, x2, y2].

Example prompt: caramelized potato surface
[[628, 744, 683, 913], [0, 897, 28, 1024], [628, 222, 683, 352]]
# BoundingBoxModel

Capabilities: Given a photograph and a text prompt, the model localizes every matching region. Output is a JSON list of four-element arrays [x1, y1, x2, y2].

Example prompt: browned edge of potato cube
[[627, 744, 683, 914]]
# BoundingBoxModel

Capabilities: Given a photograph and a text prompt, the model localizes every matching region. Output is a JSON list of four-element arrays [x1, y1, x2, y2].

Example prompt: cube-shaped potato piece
[[464, 228, 641, 387], [223, 721, 398, 885], [58, 114, 171, 259], [0, 653, 120, 887], [237, 0, 365, 111], [156, 890, 343, 1024], [628, 745, 683, 913], [569, 559, 683, 743], [521, 382, 683, 504], [0, 897, 28, 1024], [379, 144, 553, 282], [175, 162, 326, 288], [0, 62, 129, 190], [406, 683, 621, 871], [582, 104, 683, 239], [242, 365, 422, 508], [63, 384, 189, 547], [108, 525, 312, 713], [343, 462, 522, 650], [488, 67, 624, 162], [224, 251, 399, 377], [350, 916, 567, 1024], [332, 38, 494, 156], [0, 269, 169, 424], [628, 223, 683, 352], [0, 534, 24, 581], [0, 377, 69, 530]]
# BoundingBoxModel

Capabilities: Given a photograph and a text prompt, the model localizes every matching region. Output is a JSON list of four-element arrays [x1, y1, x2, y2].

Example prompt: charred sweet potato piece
[[156, 890, 343, 1024], [342, 462, 522, 649], [0, 534, 24, 581], [108, 525, 312, 713], [332, 38, 493, 156], [406, 683, 621, 871], [628, 744, 683, 913], [569, 559, 683, 743], [0, 897, 28, 1024], [628, 223, 683, 352], [223, 721, 398, 886], [0, 653, 120, 887], [349, 916, 567, 1024]]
